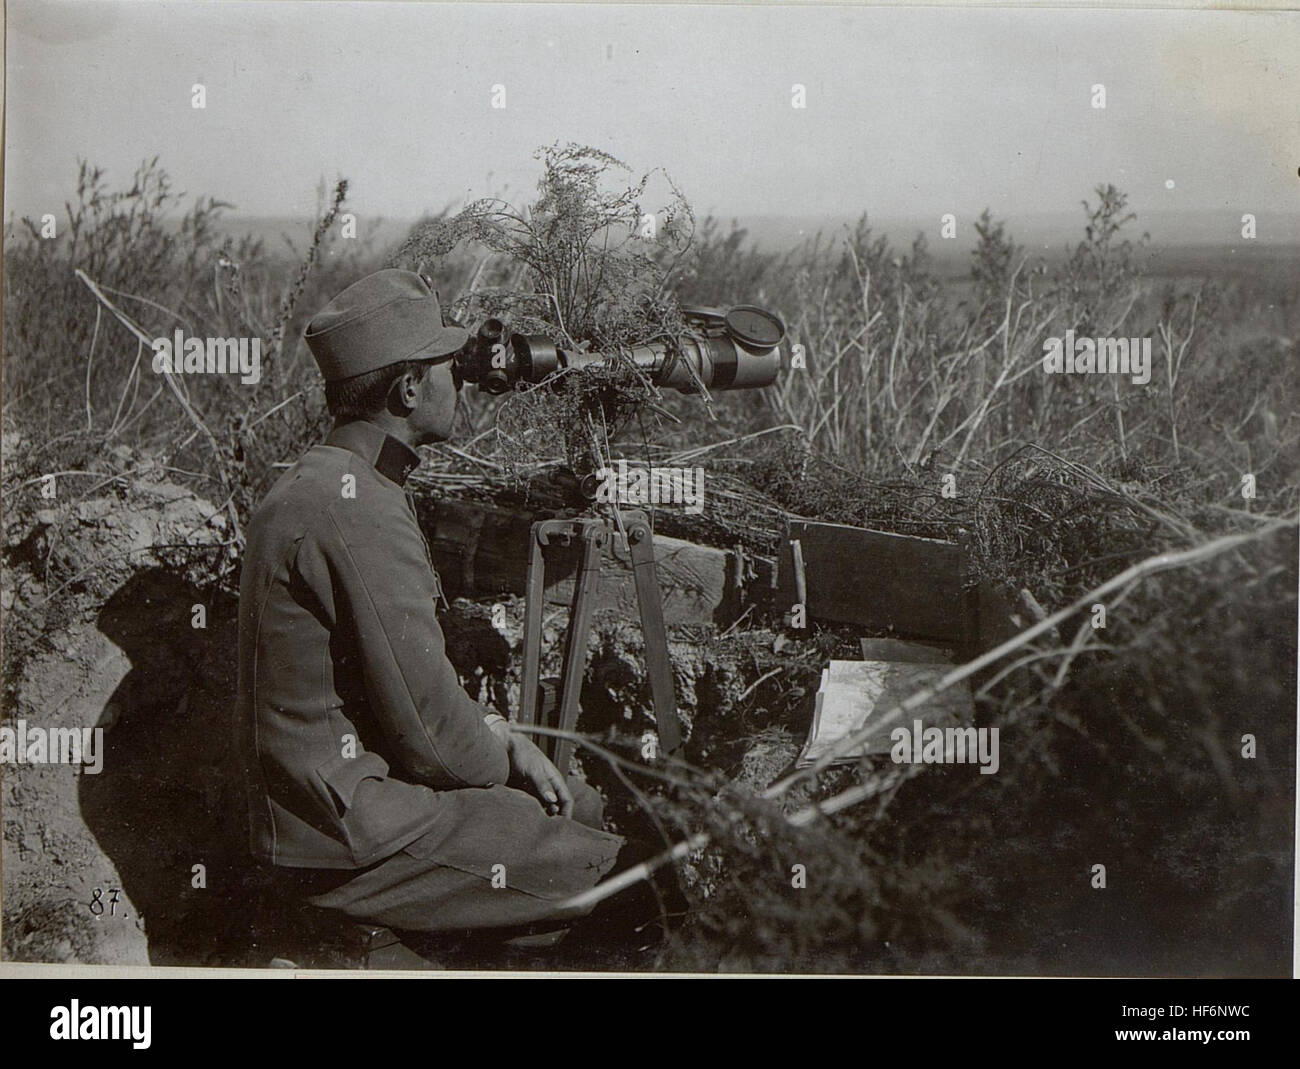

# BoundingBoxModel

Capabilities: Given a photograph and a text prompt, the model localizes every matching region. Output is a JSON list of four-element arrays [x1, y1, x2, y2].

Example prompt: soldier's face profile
[[407, 359, 459, 444]]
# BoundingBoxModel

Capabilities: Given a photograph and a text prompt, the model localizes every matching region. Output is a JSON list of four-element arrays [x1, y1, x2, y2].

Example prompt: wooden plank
[[546, 532, 740, 628], [778, 520, 966, 643], [419, 498, 534, 598], [417, 498, 753, 628], [417, 497, 1044, 650], [858, 637, 954, 664]]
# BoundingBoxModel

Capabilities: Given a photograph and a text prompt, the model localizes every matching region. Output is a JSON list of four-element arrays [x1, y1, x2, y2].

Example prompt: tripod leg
[[553, 523, 605, 775], [519, 521, 548, 735], [624, 512, 682, 756]]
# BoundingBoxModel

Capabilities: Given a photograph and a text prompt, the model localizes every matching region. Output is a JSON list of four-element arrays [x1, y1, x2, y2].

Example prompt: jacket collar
[[325, 420, 421, 487]]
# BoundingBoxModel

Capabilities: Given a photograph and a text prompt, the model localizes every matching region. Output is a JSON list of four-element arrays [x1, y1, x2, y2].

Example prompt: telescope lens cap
[[725, 306, 785, 351]]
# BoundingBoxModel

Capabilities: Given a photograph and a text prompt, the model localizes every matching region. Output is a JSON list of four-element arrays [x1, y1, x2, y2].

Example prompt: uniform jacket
[[237, 419, 511, 869]]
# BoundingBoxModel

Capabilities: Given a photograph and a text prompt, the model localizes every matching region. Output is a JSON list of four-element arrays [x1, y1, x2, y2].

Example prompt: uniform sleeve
[[316, 500, 510, 790]]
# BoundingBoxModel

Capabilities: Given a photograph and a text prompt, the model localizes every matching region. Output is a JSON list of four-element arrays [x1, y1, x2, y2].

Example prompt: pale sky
[[5, 1, 1299, 240]]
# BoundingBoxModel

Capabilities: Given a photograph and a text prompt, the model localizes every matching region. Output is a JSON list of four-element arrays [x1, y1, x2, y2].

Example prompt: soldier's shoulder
[[256, 445, 337, 506], [249, 445, 346, 534], [249, 443, 407, 544]]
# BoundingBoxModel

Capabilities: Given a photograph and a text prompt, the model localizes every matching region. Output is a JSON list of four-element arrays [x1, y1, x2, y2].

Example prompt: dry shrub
[[392, 143, 718, 479]]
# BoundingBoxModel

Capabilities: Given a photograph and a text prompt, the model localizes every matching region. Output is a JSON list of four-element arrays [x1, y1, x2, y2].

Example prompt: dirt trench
[[1, 476, 793, 966]]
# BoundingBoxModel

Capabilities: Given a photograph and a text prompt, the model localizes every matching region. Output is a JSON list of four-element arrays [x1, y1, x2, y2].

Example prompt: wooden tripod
[[517, 509, 683, 773]]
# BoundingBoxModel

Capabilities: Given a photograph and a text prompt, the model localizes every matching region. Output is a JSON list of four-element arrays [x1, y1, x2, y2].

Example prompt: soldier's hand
[[506, 734, 574, 818]]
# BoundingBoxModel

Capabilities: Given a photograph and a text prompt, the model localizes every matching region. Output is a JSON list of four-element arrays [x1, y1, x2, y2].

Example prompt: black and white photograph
[[1, 0, 1296, 988]]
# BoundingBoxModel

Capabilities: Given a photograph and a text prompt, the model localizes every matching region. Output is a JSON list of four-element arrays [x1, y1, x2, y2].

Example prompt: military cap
[[304, 269, 469, 383]]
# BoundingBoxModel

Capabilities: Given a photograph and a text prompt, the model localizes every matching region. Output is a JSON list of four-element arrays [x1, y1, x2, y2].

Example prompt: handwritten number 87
[[88, 887, 122, 916]]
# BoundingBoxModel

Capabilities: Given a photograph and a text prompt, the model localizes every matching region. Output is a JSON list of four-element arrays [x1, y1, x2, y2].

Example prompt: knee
[[566, 775, 605, 830]]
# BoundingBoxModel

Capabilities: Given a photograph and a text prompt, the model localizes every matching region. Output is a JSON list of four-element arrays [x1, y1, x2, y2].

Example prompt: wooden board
[[546, 533, 742, 628], [858, 637, 954, 664], [415, 498, 763, 628], [414, 498, 1044, 646], [416, 498, 535, 597], [778, 520, 971, 645]]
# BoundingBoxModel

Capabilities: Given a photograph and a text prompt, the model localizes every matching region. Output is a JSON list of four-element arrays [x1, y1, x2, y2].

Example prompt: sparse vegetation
[[3, 145, 1295, 973]]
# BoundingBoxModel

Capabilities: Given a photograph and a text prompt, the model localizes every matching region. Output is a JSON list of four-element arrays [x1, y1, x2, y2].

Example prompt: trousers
[[284, 775, 624, 933]]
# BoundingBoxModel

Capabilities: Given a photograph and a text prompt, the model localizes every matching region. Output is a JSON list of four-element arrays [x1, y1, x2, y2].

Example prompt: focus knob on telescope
[[482, 368, 512, 394]]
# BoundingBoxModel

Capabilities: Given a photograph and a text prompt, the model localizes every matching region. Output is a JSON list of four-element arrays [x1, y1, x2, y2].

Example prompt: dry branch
[[73, 268, 244, 545]]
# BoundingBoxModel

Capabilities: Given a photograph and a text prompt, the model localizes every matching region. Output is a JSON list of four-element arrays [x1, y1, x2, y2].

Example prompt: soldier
[[236, 269, 626, 942]]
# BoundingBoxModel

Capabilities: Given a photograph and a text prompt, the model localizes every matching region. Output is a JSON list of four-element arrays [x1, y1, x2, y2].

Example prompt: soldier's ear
[[388, 366, 423, 414]]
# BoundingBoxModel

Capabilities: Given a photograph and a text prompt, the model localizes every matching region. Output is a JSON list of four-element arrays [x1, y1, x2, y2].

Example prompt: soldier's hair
[[324, 360, 433, 419]]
